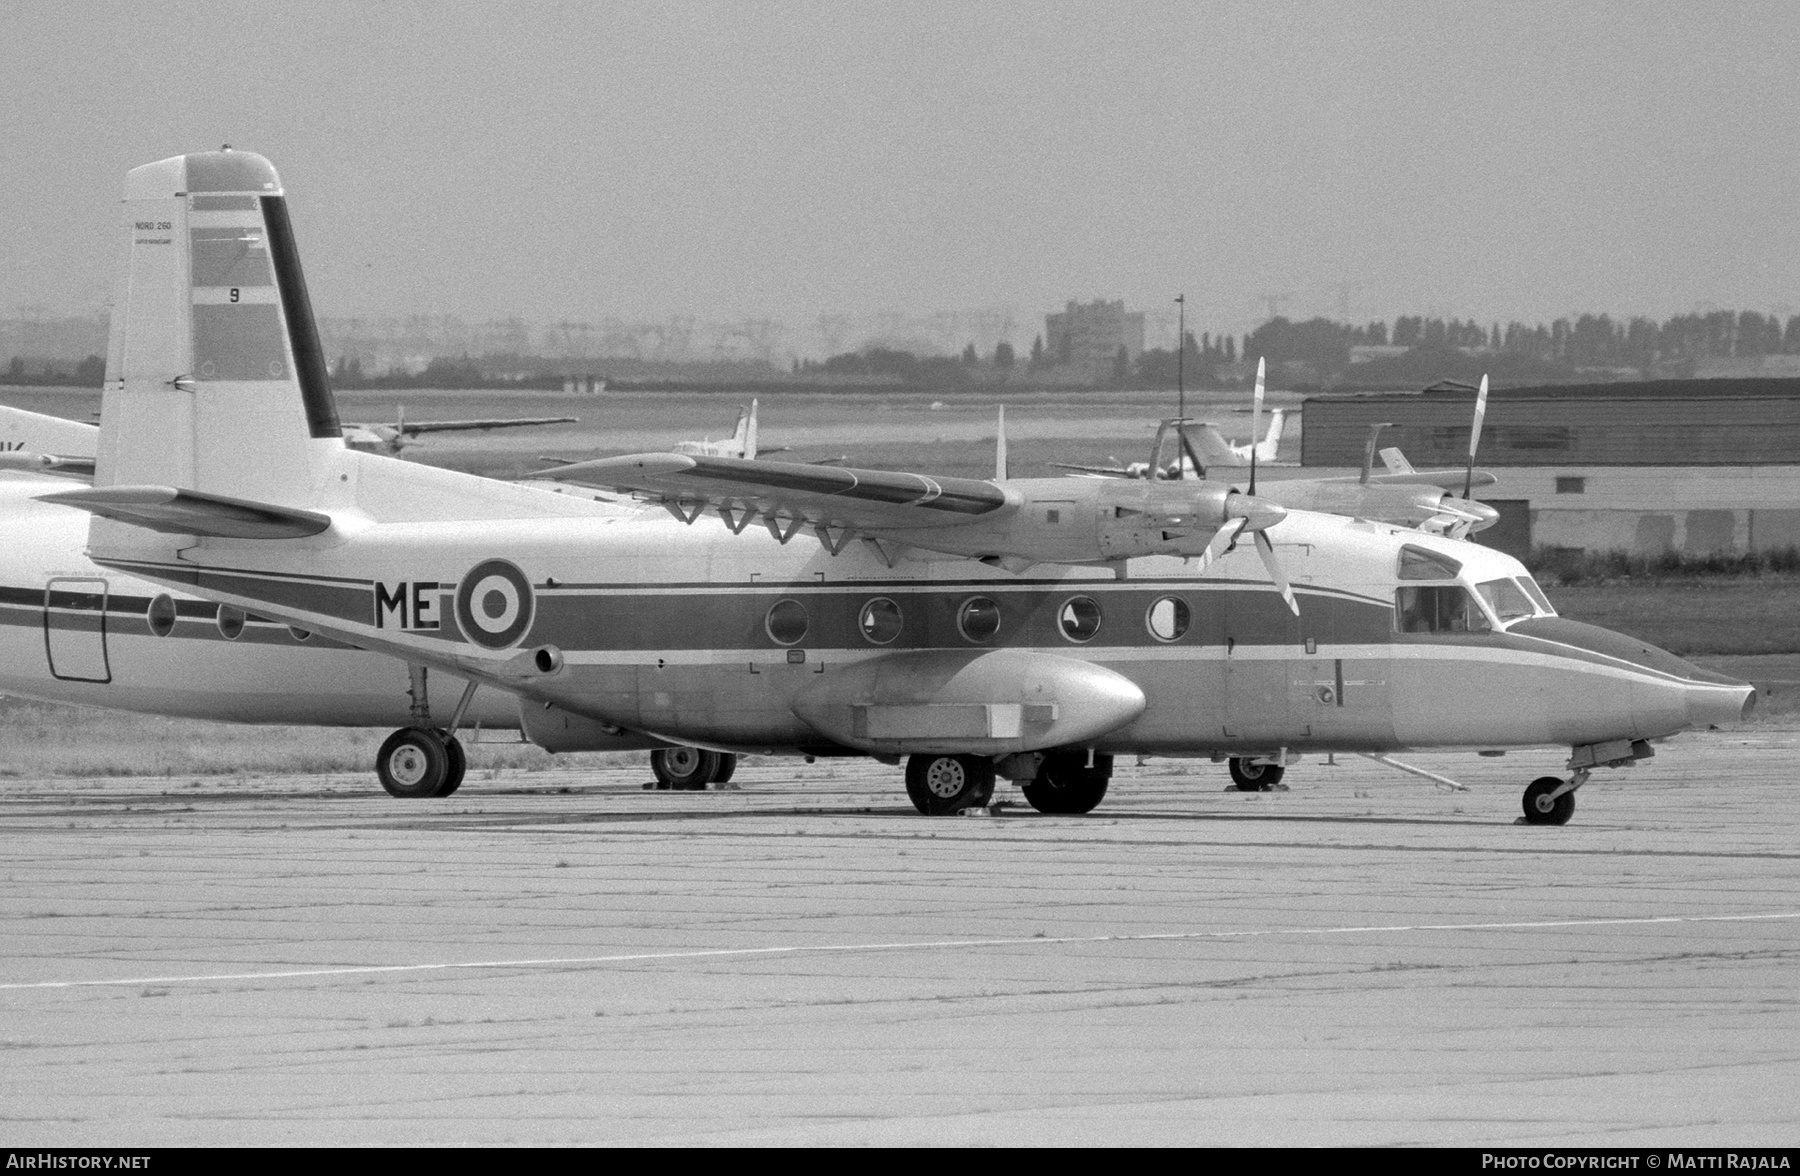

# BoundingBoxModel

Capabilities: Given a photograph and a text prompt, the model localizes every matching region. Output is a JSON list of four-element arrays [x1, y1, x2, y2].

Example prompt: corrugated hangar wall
[[1302, 379, 1800, 467], [1299, 379, 1800, 558]]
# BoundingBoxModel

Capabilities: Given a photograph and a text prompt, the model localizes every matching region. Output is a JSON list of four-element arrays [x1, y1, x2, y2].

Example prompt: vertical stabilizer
[[742, 399, 759, 460], [1256, 408, 1286, 462], [97, 150, 343, 504]]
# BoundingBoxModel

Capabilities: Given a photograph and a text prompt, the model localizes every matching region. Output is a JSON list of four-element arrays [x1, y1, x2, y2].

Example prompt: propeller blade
[[1463, 374, 1488, 499], [1254, 529, 1299, 616], [1197, 517, 1246, 572], [1249, 357, 1265, 496], [994, 405, 1008, 481]]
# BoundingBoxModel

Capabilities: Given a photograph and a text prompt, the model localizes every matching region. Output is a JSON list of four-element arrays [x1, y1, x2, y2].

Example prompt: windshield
[[1476, 577, 1537, 624], [1517, 575, 1556, 616]]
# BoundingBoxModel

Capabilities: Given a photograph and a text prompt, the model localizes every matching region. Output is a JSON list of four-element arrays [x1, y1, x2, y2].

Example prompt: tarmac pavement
[[2, 734, 1797, 1146]]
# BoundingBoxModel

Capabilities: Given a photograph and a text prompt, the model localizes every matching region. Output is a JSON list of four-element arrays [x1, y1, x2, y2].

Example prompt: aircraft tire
[[904, 753, 996, 815], [435, 733, 466, 798], [711, 753, 738, 785], [651, 746, 721, 791], [1021, 752, 1111, 815], [377, 727, 452, 799], [1522, 776, 1575, 826], [1229, 758, 1285, 791]]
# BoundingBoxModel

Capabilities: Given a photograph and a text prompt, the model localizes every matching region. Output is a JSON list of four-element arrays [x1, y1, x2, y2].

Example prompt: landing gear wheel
[[651, 746, 721, 790], [1229, 758, 1285, 791], [377, 727, 452, 799], [1522, 776, 1575, 826], [904, 753, 996, 815], [711, 753, 738, 785], [1021, 752, 1112, 815], [435, 733, 466, 798]]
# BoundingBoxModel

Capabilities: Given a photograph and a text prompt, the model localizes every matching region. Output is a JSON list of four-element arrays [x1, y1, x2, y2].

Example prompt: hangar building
[[1298, 378, 1800, 559]]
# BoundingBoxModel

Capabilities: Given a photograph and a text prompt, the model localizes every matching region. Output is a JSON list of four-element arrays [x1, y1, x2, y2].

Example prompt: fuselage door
[[44, 577, 111, 684]]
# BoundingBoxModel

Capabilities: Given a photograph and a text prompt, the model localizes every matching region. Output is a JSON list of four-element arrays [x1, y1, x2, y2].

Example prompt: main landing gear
[[1020, 751, 1112, 814], [376, 727, 466, 798], [1228, 757, 1285, 792], [904, 751, 1116, 816], [649, 747, 739, 790], [904, 753, 996, 815]]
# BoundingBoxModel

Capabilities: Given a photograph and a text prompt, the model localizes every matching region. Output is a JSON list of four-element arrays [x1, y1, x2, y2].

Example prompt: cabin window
[[1475, 577, 1536, 624], [765, 599, 809, 646], [145, 594, 176, 638], [216, 604, 246, 641], [1555, 476, 1586, 494], [957, 596, 1002, 642], [1517, 576, 1556, 615], [1395, 586, 1490, 634], [858, 597, 903, 645], [1146, 596, 1190, 642], [1057, 596, 1102, 643], [1398, 544, 1463, 580]]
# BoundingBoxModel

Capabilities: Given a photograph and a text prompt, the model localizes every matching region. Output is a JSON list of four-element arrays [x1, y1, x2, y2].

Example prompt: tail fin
[[741, 398, 759, 460], [96, 149, 342, 503], [1255, 408, 1286, 461]]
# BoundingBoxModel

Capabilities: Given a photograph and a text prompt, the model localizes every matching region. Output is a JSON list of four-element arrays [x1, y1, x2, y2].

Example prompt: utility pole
[[1175, 293, 1186, 420]]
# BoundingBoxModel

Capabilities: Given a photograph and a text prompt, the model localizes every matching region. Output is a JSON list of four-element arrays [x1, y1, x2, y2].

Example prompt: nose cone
[[1506, 617, 1755, 737], [1686, 678, 1757, 728], [1226, 494, 1287, 532]]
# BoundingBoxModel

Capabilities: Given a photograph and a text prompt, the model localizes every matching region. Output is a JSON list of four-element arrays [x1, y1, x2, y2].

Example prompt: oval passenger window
[[859, 597, 903, 644], [1058, 595, 1102, 642], [145, 593, 177, 638], [957, 596, 1002, 642], [1146, 595, 1190, 642], [765, 599, 809, 646]]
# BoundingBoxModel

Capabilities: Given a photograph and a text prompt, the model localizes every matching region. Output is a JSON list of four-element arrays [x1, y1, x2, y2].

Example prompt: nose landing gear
[[1521, 770, 1585, 826]]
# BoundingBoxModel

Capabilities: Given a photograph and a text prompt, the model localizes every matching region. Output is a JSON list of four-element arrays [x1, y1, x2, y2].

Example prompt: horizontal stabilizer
[[37, 485, 332, 539], [0, 451, 95, 477]]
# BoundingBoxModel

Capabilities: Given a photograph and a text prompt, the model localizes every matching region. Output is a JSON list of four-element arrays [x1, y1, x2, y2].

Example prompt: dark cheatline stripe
[[259, 196, 341, 440]]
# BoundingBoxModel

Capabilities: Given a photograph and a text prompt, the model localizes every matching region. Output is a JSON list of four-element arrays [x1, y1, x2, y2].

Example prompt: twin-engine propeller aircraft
[[1055, 407, 1287, 479], [35, 149, 1755, 826], [340, 408, 579, 457]]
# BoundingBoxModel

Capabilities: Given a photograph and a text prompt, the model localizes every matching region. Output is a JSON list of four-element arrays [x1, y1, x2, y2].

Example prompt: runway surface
[[3, 734, 1798, 1146]]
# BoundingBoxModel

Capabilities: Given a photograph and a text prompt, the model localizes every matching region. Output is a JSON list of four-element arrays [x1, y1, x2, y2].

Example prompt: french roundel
[[455, 559, 535, 650]]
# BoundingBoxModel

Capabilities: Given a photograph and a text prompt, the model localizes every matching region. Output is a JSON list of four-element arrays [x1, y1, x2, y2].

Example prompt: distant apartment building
[[1045, 299, 1145, 374]]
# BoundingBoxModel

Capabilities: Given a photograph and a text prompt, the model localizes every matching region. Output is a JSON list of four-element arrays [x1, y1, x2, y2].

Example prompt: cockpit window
[[1476, 577, 1536, 624], [1517, 576, 1556, 615], [1396, 585, 1491, 634], [1398, 544, 1463, 580]]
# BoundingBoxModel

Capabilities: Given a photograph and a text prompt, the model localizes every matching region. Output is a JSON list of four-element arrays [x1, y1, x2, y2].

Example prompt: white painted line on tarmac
[[4, 910, 1796, 993]]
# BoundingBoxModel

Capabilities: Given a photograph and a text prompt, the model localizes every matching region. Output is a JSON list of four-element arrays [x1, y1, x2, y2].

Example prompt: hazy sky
[[4, 1, 1797, 342]]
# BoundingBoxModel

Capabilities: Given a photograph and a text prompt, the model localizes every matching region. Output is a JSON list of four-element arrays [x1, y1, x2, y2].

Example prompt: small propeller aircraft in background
[[339, 408, 578, 457], [1055, 407, 1287, 479], [14, 149, 1756, 829]]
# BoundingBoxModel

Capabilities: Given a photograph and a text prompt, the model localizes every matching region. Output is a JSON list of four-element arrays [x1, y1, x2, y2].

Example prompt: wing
[[537, 453, 1012, 537], [392, 416, 578, 437], [1047, 461, 1133, 478]]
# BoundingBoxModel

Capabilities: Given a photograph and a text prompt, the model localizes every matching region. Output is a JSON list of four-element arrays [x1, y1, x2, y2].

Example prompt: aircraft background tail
[[1255, 408, 1286, 462], [738, 399, 758, 460]]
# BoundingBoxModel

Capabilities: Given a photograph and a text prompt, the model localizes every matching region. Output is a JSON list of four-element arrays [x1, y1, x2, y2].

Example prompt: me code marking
[[373, 581, 441, 631]]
